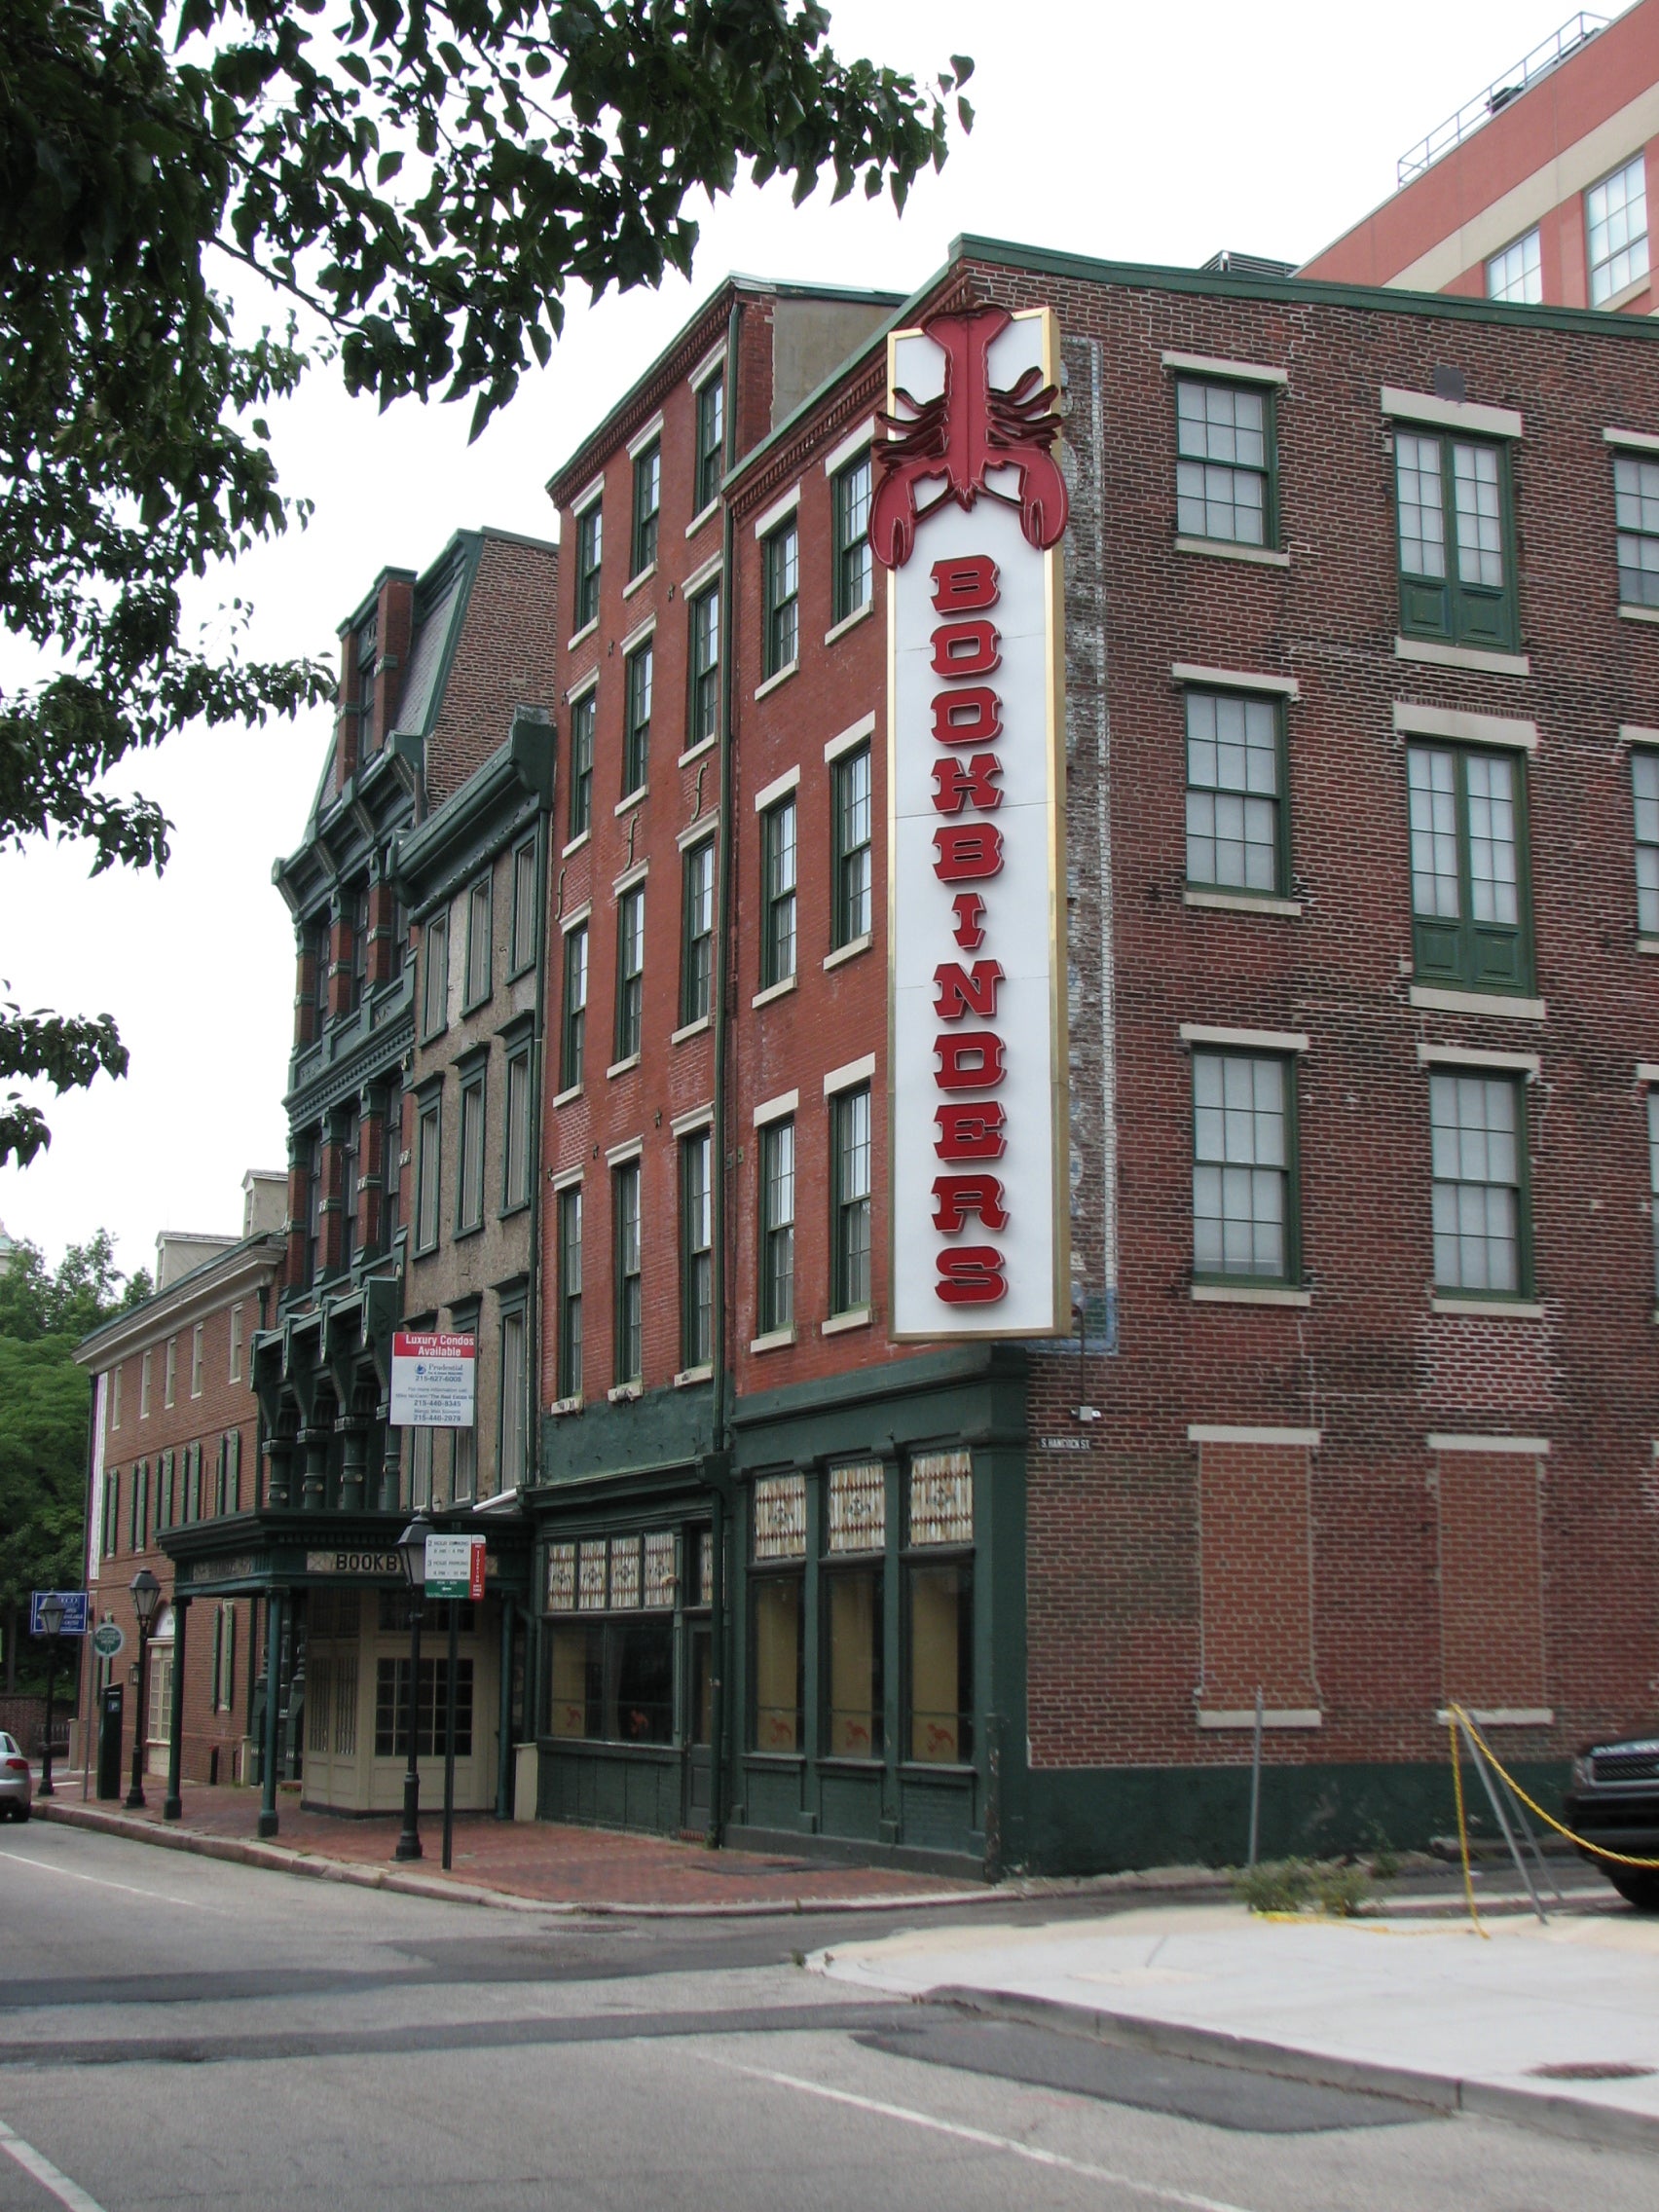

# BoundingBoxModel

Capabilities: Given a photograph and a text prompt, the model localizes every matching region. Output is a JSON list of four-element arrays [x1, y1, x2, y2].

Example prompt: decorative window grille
[[753, 1471, 807, 1562], [908, 1451, 974, 1546], [828, 1461, 885, 1554]]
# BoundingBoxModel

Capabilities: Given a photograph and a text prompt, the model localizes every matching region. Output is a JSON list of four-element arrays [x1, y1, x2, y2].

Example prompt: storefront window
[[752, 1575, 803, 1751], [374, 1656, 473, 1757], [545, 1621, 673, 1744], [906, 1563, 973, 1764], [825, 1567, 882, 1758]]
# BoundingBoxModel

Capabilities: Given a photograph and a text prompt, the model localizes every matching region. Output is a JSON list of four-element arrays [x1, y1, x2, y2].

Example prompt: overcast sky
[[0, 0, 1595, 1282]]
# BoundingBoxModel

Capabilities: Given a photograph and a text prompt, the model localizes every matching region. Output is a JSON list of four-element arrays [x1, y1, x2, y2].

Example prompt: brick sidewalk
[[35, 1782, 981, 1913]]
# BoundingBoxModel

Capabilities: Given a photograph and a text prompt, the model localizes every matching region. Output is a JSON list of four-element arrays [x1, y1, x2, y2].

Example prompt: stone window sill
[[551, 1083, 582, 1109], [622, 563, 655, 601], [548, 1395, 582, 1418], [754, 661, 798, 703], [1197, 1708, 1322, 1730], [1409, 984, 1545, 1020], [1174, 535, 1290, 569], [614, 787, 647, 819], [671, 1014, 712, 1046], [674, 1364, 713, 1388], [824, 935, 872, 971], [1618, 604, 1659, 626], [608, 1382, 643, 1404], [566, 617, 598, 651], [1429, 1297, 1545, 1319], [678, 733, 719, 768], [825, 599, 875, 645], [1394, 636, 1530, 678], [752, 976, 796, 1010], [684, 500, 720, 539], [607, 1054, 641, 1081], [750, 1326, 796, 1354], [821, 1307, 871, 1336], [1183, 889, 1302, 917], [561, 830, 590, 859], [1435, 1706, 1553, 1726], [1191, 1283, 1310, 1307]]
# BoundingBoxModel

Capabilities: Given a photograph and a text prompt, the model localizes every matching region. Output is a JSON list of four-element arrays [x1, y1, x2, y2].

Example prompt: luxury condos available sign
[[388, 1332, 477, 1427], [873, 304, 1070, 1339]]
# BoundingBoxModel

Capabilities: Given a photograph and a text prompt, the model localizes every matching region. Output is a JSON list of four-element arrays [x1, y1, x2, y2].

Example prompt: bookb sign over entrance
[[875, 303, 1070, 1338], [389, 1332, 476, 1427]]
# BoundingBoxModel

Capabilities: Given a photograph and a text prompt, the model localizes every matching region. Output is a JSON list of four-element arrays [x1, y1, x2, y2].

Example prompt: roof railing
[[1396, 12, 1609, 187]]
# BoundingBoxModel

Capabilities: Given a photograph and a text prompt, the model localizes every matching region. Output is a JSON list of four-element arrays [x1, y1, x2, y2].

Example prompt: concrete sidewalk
[[814, 1899, 1659, 2152]]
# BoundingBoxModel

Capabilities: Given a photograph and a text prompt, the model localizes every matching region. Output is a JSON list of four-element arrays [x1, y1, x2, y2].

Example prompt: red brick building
[[1303, 3, 1658, 314], [527, 234, 1659, 1873]]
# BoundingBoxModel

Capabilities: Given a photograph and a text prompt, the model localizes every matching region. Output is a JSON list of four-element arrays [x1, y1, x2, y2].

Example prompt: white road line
[[0, 2118, 109, 2212], [692, 2052, 1265, 2212], [0, 1849, 230, 1916]]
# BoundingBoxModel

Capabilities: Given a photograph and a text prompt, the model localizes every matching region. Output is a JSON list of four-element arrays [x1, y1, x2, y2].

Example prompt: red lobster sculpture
[[869, 305, 1069, 571]]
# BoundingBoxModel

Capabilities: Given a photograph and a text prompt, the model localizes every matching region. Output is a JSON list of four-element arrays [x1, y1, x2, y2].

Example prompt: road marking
[[692, 2052, 1265, 2212], [0, 2119, 109, 2212], [0, 1848, 230, 1916]]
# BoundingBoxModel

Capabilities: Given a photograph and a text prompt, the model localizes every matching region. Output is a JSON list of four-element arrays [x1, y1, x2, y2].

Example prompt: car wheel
[[1606, 1866, 1659, 1911], [14, 1804, 28, 1824]]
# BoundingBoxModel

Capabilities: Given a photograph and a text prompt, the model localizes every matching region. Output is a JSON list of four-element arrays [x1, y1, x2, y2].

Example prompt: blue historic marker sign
[[29, 1592, 88, 1636]]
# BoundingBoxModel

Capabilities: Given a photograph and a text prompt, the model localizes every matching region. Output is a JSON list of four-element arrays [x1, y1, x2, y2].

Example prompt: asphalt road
[[0, 1822, 1652, 2212]]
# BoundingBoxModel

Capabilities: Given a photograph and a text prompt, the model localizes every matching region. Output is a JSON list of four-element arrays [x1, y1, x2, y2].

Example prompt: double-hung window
[[1184, 690, 1284, 895], [614, 885, 645, 1061], [688, 584, 719, 748], [349, 882, 370, 1010], [560, 923, 587, 1090], [456, 1067, 485, 1234], [1614, 450, 1659, 609], [1430, 1070, 1530, 1299], [682, 1129, 713, 1369], [190, 1324, 203, 1399], [1648, 1091, 1659, 1300], [831, 1085, 872, 1312], [622, 641, 652, 796], [1192, 1051, 1297, 1284], [832, 745, 872, 945], [832, 456, 872, 624], [1394, 430, 1517, 649], [763, 520, 799, 677], [759, 1118, 795, 1335], [508, 839, 536, 975], [498, 1307, 528, 1492], [760, 796, 797, 987], [1588, 154, 1649, 307], [463, 875, 492, 1007], [1486, 228, 1542, 304], [1407, 743, 1532, 994], [1634, 751, 1659, 936], [556, 1184, 582, 1400], [614, 1161, 643, 1385], [340, 1107, 359, 1271], [1175, 378, 1273, 546], [383, 1089, 403, 1251], [568, 690, 595, 841], [421, 906, 449, 1038], [574, 500, 602, 629], [502, 1042, 532, 1211], [681, 838, 715, 1024], [415, 1096, 441, 1254], [631, 440, 660, 575], [694, 371, 724, 514]]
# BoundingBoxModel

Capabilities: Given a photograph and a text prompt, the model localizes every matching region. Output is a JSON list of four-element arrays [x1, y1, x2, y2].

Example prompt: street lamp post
[[126, 1569, 162, 1810], [38, 1595, 64, 1798], [393, 1512, 432, 1862]]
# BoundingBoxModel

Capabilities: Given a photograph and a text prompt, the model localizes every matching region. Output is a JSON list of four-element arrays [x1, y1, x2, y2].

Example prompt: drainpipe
[[707, 294, 741, 1848]]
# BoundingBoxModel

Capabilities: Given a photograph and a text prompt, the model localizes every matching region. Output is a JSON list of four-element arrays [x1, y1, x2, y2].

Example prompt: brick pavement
[[34, 1782, 980, 1913]]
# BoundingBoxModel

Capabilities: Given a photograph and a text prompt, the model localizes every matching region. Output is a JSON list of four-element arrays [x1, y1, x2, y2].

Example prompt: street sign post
[[388, 1333, 477, 1426], [423, 1535, 486, 1870], [30, 1592, 88, 1637]]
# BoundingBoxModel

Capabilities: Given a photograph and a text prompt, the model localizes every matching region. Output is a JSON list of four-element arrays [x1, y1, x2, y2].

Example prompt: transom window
[[1588, 154, 1649, 307], [763, 520, 799, 677], [832, 745, 872, 945], [1395, 431, 1517, 649], [759, 1118, 795, 1334], [574, 501, 602, 629], [1192, 1051, 1295, 1284], [1175, 378, 1272, 547], [623, 640, 652, 796], [631, 441, 660, 575], [761, 795, 796, 987], [1407, 743, 1530, 995], [688, 583, 720, 747], [1634, 751, 1659, 936], [1486, 228, 1542, 305], [694, 372, 724, 515], [1184, 690, 1283, 894], [831, 1085, 872, 1313], [1430, 1071, 1528, 1297], [568, 690, 595, 840], [614, 885, 645, 1061], [1614, 452, 1659, 608], [833, 456, 872, 623]]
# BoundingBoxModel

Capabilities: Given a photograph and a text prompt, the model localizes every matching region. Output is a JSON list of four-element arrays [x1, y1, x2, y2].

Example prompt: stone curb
[[35, 1797, 1228, 1919], [928, 1982, 1659, 2157]]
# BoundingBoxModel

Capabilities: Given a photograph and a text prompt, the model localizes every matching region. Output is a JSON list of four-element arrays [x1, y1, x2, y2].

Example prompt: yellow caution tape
[[1451, 1706, 1659, 1872], [1448, 1714, 1488, 1937]]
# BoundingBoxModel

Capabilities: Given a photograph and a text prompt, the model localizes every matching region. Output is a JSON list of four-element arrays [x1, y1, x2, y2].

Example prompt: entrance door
[[683, 1623, 712, 1832]]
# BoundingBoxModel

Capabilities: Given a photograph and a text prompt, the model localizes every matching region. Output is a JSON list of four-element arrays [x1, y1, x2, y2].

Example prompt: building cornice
[[74, 1235, 285, 1371]]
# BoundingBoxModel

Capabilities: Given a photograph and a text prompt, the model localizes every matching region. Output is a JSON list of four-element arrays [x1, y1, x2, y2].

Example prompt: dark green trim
[[1171, 370, 1279, 553], [1407, 741, 1535, 997], [1427, 1062, 1538, 1303], [1189, 1044, 1303, 1291], [1394, 431, 1520, 651]]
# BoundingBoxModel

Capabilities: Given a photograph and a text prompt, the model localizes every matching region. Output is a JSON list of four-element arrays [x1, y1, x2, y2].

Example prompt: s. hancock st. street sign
[[388, 1332, 477, 1427]]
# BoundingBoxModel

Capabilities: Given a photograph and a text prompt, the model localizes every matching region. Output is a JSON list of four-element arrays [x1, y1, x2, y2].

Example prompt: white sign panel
[[878, 304, 1069, 1338], [388, 1331, 477, 1427]]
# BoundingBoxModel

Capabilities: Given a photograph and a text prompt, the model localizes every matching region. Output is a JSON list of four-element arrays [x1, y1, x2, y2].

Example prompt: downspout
[[707, 294, 741, 1848]]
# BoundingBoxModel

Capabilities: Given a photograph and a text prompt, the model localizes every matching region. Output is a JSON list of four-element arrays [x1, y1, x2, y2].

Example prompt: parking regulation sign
[[388, 1332, 477, 1427], [30, 1592, 88, 1636], [424, 1534, 487, 1601]]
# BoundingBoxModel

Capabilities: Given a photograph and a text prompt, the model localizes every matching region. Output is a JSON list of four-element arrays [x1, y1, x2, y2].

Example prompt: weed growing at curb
[[1233, 1857, 1374, 1917]]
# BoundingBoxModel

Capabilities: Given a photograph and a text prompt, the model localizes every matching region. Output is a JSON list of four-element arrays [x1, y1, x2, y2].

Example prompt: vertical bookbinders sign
[[875, 303, 1070, 1339]]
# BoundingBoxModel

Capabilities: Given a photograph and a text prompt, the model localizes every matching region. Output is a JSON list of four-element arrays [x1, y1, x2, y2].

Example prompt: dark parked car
[[1563, 1728, 1659, 1908]]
